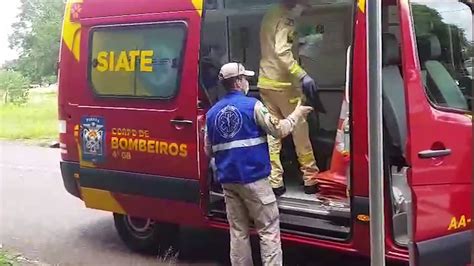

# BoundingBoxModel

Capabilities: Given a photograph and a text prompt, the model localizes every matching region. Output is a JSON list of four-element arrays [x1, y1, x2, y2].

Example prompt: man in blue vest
[[205, 62, 313, 266]]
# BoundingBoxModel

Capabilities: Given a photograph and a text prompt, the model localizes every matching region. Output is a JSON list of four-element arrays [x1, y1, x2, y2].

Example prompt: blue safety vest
[[206, 91, 270, 184]]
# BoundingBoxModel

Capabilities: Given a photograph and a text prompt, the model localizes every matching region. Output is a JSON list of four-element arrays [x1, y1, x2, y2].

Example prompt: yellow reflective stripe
[[297, 151, 315, 165], [62, 0, 83, 61], [358, 0, 366, 13], [269, 153, 280, 161], [289, 97, 301, 104], [289, 63, 305, 78], [257, 76, 292, 89], [191, 0, 203, 16], [81, 187, 126, 214]]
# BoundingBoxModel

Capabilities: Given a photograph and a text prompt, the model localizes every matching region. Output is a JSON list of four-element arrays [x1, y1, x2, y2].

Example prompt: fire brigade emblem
[[216, 105, 242, 139], [70, 3, 82, 21], [81, 116, 105, 162]]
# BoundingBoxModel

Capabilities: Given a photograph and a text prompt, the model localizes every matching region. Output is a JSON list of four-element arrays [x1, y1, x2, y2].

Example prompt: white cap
[[218, 62, 255, 80]]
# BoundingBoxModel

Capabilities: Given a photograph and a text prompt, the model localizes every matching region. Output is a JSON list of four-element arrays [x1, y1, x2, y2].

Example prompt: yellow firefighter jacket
[[258, 5, 307, 90]]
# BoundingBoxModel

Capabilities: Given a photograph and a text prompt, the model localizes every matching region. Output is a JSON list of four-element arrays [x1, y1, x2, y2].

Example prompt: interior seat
[[417, 34, 468, 110], [382, 33, 407, 163]]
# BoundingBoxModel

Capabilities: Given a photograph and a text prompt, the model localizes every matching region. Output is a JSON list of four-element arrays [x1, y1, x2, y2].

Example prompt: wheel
[[113, 213, 179, 255]]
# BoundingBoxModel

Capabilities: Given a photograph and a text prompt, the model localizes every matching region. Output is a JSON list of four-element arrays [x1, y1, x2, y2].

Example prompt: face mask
[[289, 4, 304, 18]]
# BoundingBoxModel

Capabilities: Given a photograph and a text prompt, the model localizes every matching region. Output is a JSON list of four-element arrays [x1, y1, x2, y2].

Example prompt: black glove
[[301, 75, 316, 101], [301, 75, 326, 113]]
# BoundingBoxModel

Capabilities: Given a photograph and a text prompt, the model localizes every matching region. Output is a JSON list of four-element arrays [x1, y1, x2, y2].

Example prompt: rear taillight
[[59, 119, 68, 155], [59, 120, 67, 134]]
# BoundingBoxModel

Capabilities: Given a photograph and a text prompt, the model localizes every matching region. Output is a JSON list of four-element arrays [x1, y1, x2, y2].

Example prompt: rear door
[[398, 0, 472, 265], [76, 7, 204, 223]]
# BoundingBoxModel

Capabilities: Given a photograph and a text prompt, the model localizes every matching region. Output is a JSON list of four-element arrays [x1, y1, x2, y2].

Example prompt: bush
[[42, 75, 58, 86], [0, 70, 30, 105]]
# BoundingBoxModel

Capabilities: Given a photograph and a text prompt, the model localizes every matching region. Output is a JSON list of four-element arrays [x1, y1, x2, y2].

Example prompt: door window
[[89, 22, 187, 99], [411, 0, 473, 111]]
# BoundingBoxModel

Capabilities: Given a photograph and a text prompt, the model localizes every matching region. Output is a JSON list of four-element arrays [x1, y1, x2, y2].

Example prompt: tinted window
[[89, 22, 187, 98], [411, 0, 473, 111]]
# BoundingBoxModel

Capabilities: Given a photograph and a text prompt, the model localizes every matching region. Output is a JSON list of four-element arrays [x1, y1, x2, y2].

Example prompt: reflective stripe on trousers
[[259, 88, 319, 188], [212, 136, 267, 153]]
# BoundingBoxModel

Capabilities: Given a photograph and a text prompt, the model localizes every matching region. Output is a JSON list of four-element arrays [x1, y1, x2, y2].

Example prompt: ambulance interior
[[200, 0, 354, 238], [199, 0, 473, 243]]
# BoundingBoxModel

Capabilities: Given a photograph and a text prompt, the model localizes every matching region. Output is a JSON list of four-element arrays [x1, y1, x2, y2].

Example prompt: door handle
[[170, 119, 193, 126], [418, 149, 451, 159]]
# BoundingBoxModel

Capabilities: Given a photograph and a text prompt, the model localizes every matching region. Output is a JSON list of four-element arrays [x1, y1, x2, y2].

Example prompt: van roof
[[79, 0, 203, 19]]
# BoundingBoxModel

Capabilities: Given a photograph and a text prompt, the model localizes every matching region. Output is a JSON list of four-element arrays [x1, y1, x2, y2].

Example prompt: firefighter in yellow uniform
[[258, 0, 320, 195]]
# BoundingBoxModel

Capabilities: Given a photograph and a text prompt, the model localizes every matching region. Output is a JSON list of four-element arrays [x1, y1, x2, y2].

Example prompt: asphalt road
[[0, 141, 404, 266]]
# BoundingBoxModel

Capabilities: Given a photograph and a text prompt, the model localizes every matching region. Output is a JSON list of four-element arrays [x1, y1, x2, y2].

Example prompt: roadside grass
[[0, 91, 57, 141], [0, 249, 18, 266], [156, 247, 179, 265]]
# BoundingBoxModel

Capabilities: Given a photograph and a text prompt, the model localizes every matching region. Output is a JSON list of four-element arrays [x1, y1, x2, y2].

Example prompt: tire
[[113, 213, 179, 255]]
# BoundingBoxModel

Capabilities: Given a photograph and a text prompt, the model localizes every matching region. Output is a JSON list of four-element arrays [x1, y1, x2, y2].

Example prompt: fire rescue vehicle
[[58, 0, 472, 265]]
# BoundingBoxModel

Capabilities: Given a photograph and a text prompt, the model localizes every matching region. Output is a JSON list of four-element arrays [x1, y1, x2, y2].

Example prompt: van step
[[210, 191, 350, 219], [209, 208, 350, 238], [278, 197, 350, 219], [279, 212, 350, 237]]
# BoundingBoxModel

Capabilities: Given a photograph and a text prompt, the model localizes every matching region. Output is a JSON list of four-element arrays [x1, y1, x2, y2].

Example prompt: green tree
[[0, 59, 19, 71], [0, 70, 30, 105], [8, 0, 65, 84]]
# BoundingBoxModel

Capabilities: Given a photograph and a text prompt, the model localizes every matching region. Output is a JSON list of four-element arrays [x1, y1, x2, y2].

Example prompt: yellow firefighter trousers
[[260, 88, 319, 188]]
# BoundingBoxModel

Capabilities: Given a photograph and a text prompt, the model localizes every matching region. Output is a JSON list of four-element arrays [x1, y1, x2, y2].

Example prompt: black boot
[[304, 184, 319, 194], [273, 186, 286, 197]]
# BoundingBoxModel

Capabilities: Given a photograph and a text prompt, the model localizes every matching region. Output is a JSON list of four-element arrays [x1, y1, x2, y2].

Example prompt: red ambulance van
[[58, 0, 472, 265]]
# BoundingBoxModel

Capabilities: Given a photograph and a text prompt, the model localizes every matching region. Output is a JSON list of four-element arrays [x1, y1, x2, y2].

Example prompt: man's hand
[[293, 99, 313, 118], [300, 74, 326, 113]]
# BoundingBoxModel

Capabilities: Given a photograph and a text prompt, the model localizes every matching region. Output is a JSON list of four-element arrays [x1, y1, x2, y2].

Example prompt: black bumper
[[60, 161, 81, 198], [417, 230, 471, 266]]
